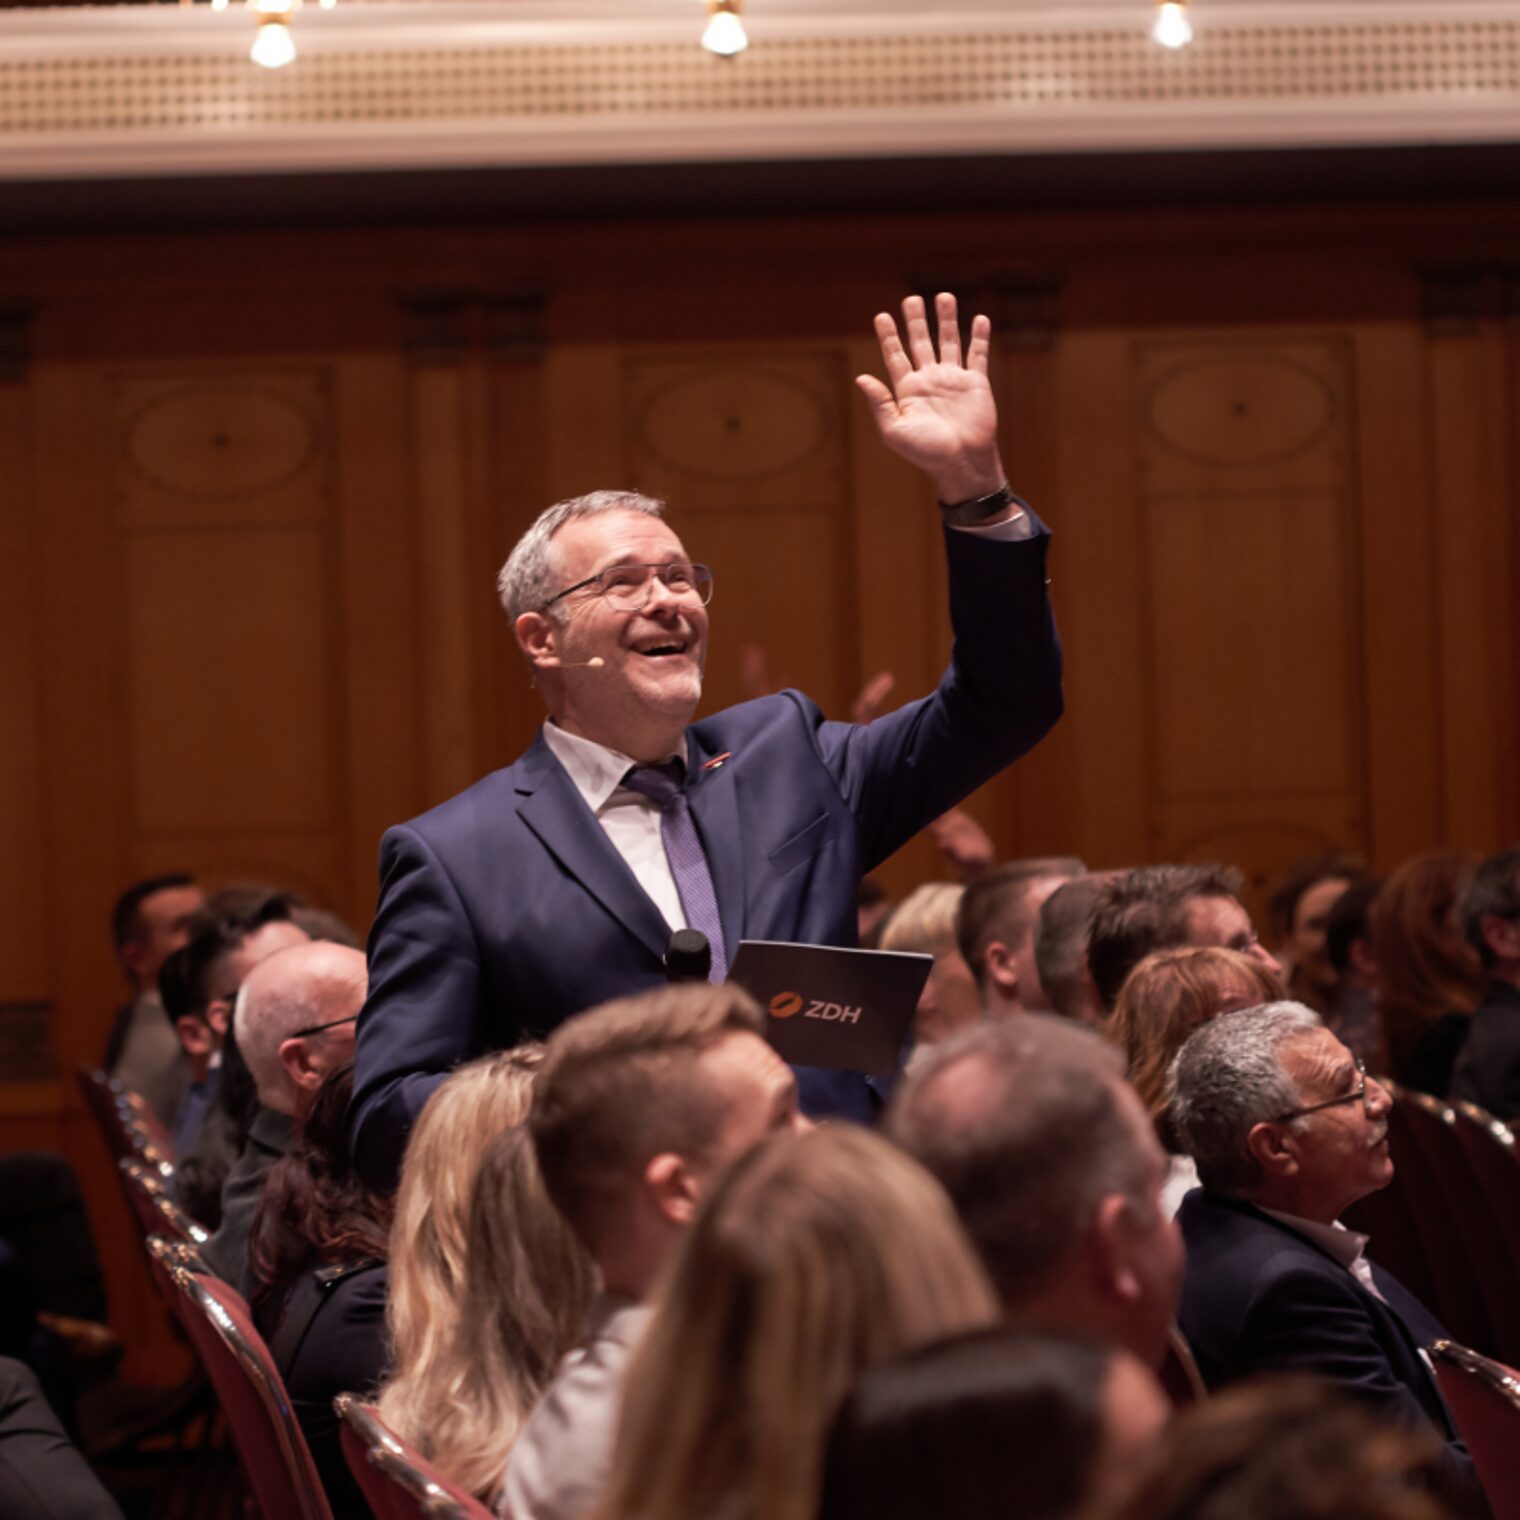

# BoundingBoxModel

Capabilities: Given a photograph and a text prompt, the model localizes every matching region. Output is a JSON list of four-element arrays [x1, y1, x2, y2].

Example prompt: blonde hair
[[880, 883, 965, 958], [599, 1125, 998, 1520], [1109, 947, 1284, 1126], [379, 1046, 585, 1496]]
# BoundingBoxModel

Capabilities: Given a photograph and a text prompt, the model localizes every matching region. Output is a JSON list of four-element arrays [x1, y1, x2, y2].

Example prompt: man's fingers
[[855, 373, 899, 424], [935, 292, 962, 367], [872, 313, 914, 387], [901, 294, 937, 368], [966, 313, 992, 376]]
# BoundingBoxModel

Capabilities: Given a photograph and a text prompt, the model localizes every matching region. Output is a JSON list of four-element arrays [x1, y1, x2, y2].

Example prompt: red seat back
[[1430, 1339, 1520, 1515], [1158, 1324, 1206, 1408], [336, 1395, 494, 1520], [119, 1158, 209, 1248], [147, 1235, 332, 1520]]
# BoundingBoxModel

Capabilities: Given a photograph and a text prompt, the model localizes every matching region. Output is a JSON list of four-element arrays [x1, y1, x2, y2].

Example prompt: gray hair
[[888, 1014, 1150, 1307], [495, 490, 666, 624], [1166, 1001, 1323, 1199], [234, 941, 367, 1114]]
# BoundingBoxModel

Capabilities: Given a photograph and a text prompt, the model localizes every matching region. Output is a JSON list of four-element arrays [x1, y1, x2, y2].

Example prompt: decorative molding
[[2, 3, 1520, 180]]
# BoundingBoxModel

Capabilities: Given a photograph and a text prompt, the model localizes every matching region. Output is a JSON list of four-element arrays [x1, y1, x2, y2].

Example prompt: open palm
[[857, 293, 1004, 502]]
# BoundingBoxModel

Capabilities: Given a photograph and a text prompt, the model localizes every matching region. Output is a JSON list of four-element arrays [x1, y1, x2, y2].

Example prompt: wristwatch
[[938, 483, 1017, 528]]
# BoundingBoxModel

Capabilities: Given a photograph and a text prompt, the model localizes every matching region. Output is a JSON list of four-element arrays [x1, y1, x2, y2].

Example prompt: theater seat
[[1159, 1324, 1207, 1407], [118, 1157, 208, 1248], [146, 1234, 332, 1520], [335, 1393, 494, 1520], [1429, 1339, 1520, 1515]]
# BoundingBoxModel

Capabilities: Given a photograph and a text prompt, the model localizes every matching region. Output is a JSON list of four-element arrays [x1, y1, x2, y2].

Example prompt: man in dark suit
[[1169, 1002, 1482, 1507], [351, 293, 1065, 1189], [1452, 846, 1520, 1121]]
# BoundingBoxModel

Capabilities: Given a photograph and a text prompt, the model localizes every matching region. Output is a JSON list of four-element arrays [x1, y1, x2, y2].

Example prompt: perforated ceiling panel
[[3, 8, 1519, 176]]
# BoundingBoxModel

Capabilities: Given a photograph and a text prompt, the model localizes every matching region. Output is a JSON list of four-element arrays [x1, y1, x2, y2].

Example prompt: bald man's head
[[234, 941, 366, 1116]]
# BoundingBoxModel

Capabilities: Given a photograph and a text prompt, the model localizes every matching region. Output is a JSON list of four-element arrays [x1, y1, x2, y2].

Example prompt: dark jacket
[[1451, 981, 1520, 1121], [202, 1107, 293, 1296], [1177, 1189, 1481, 1507]]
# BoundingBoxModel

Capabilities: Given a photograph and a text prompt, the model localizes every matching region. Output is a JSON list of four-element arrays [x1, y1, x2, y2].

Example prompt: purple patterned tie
[[622, 761, 728, 983]]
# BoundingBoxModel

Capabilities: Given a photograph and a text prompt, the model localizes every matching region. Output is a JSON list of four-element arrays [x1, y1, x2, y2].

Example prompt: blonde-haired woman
[[1108, 946, 1283, 1215], [599, 1124, 999, 1520], [378, 1046, 596, 1502], [879, 882, 981, 1050]]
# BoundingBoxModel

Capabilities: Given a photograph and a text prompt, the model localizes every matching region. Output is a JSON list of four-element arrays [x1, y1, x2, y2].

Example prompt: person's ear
[[515, 611, 561, 672], [120, 940, 149, 984], [1483, 914, 1520, 964], [1348, 937, 1378, 981], [644, 1152, 701, 1227], [1246, 1120, 1299, 1180], [175, 1015, 212, 1059], [1092, 1194, 1149, 1304], [277, 1035, 323, 1095], [983, 940, 1020, 997]]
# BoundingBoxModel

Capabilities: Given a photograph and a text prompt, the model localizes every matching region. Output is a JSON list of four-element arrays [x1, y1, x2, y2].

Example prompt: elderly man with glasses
[[350, 293, 1065, 1189], [1168, 1003, 1484, 1510]]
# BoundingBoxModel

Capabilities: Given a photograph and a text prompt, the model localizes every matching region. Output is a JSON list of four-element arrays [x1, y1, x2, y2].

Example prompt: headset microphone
[[547, 656, 605, 669]]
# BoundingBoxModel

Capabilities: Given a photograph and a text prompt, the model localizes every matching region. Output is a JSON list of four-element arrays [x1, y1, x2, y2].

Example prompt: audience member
[[202, 942, 364, 1293], [1267, 851, 1367, 1013], [104, 873, 204, 1127], [820, 1325, 1168, 1520], [1371, 850, 1485, 1096], [857, 877, 892, 947], [1037, 873, 1119, 1025], [0, 1356, 123, 1520], [1167, 1003, 1478, 1502], [956, 857, 1086, 1014], [1451, 845, 1520, 1120], [1088, 865, 1281, 1015], [501, 983, 806, 1520], [888, 1015, 1182, 1369], [379, 1047, 593, 1505], [879, 883, 980, 1050], [598, 1125, 998, 1520], [248, 1064, 391, 1520], [1324, 877, 1385, 1067], [1107, 947, 1283, 1214], [1087, 1376, 1464, 1520]]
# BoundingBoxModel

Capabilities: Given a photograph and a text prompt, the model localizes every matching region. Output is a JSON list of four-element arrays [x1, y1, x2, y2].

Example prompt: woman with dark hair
[[1372, 850, 1486, 1096], [819, 1326, 1169, 1520], [248, 1062, 392, 1520], [1085, 1376, 1464, 1520]]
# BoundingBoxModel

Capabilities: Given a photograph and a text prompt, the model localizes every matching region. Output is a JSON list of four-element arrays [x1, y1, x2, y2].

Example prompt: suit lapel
[[513, 733, 672, 963], [686, 736, 745, 963]]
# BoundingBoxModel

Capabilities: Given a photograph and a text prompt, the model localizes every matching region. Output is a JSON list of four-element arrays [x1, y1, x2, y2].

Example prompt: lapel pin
[[703, 752, 733, 772]]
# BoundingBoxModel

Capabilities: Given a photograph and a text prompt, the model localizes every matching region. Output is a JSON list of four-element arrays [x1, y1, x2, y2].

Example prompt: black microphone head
[[664, 929, 712, 984]]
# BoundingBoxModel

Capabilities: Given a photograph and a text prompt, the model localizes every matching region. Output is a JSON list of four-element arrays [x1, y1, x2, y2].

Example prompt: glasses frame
[[1270, 1057, 1370, 1124], [290, 1013, 359, 1041], [540, 560, 714, 614]]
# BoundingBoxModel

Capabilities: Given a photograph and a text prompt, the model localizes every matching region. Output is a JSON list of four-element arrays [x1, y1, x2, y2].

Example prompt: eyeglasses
[[541, 561, 714, 613], [291, 1014, 359, 1041], [1271, 1058, 1370, 1123]]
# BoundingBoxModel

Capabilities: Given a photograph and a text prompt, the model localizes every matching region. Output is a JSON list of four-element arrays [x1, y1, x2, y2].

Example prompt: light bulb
[[701, 5, 748, 57], [250, 17, 297, 67], [1152, 1, 1194, 49]]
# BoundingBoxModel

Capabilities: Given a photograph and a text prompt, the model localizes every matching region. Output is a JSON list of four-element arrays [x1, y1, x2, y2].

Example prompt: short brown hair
[[887, 1016, 1148, 1308], [531, 982, 763, 1254], [1087, 864, 1244, 1013], [955, 858, 1085, 984]]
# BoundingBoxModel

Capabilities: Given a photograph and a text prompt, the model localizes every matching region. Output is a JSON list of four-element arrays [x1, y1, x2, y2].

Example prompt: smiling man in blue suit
[[351, 293, 1065, 1189]]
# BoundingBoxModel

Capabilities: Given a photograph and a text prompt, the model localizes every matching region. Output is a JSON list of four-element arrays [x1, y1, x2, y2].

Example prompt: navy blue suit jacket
[[351, 523, 1062, 1189], [1178, 1190, 1480, 1503]]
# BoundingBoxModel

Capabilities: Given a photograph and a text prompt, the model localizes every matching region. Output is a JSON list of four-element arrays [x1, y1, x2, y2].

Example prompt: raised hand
[[856, 292, 1007, 506]]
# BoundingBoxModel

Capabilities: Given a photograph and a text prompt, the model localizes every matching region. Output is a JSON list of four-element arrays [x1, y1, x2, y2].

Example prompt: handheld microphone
[[664, 929, 711, 984]]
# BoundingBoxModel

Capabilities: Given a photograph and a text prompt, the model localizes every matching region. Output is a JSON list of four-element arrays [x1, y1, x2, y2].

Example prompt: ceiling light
[[250, 13, 297, 67], [702, 0, 749, 58], [1152, 0, 1194, 49]]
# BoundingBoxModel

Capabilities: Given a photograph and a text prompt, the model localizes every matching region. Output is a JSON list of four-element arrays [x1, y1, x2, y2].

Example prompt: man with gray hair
[[1169, 1003, 1479, 1503], [352, 293, 1065, 1188], [203, 942, 365, 1291], [887, 1015, 1182, 1369]]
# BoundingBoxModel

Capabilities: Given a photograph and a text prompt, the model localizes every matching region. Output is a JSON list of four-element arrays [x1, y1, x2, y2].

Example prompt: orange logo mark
[[769, 990, 804, 1019]]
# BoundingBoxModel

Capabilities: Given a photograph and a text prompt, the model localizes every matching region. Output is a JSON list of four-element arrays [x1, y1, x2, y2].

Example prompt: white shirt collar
[[541, 721, 687, 814], [1262, 1208, 1370, 1271]]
